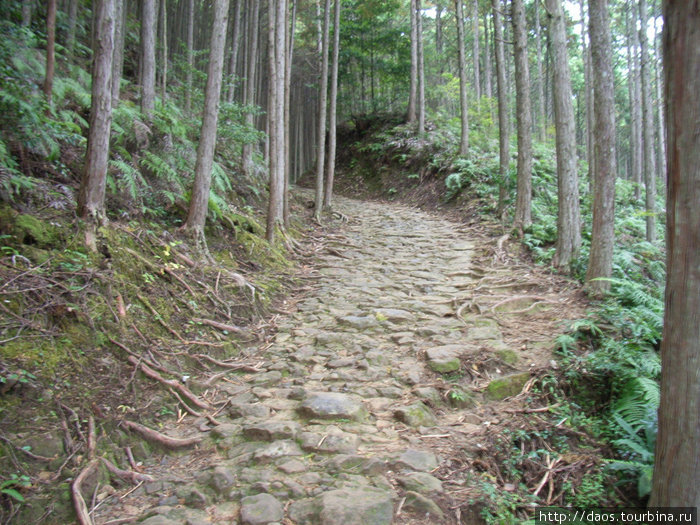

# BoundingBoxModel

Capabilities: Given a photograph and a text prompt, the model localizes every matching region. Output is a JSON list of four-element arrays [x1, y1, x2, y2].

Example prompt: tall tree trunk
[[630, 0, 643, 199], [67, 0, 79, 56], [183, 0, 230, 242], [582, 0, 595, 189], [77, 0, 115, 249], [267, 0, 288, 241], [408, 0, 418, 123], [226, 0, 242, 103], [483, 11, 492, 100], [140, 0, 157, 116], [586, 0, 616, 295], [283, 0, 297, 227], [21, 0, 32, 27], [650, 0, 700, 507], [472, 0, 480, 100], [435, 0, 443, 72], [185, 0, 195, 112], [626, 3, 642, 200], [323, 0, 341, 210], [159, 0, 168, 102], [314, 0, 331, 220], [535, 0, 546, 142], [241, 0, 260, 177], [416, 0, 425, 134], [547, 0, 581, 270], [44, 0, 57, 109], [639, 0, 657, 242], [512, 0, 533, 233], [492, 0, 509, 217], [111, 0, 125, 107], [653, 14, 666, 184], [455, 0, 469, 155]]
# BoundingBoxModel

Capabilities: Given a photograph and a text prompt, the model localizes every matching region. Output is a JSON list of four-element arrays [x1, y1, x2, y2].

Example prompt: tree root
[[136, 294, 186, 342], [195, 353, 264, 373], [100, 457, 154, 484], [126, 356, 211, 410], [490, 295, 557, 313], [72, 458, 99, 525], [121, 420, 202, 449], [192, 317, 247, 335]]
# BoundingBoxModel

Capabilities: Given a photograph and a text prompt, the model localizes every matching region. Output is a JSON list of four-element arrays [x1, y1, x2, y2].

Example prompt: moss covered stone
[[485, 372, 530, 400], [496, 348, 519, 366], [14, 214, 59, 247]]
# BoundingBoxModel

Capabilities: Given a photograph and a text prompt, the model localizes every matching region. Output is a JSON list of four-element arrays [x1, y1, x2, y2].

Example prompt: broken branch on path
[[195, 353, 265, 373], [192, 317, 246, 334], [121, 420, 202, 449], [126, 355, 211, 410]]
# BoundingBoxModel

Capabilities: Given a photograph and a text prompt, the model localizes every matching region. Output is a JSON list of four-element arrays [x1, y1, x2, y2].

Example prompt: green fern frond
[[141, 152, 179, 184]]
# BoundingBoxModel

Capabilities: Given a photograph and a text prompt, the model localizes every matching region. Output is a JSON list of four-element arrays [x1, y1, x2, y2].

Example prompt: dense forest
[[0, 0, 697, 523]]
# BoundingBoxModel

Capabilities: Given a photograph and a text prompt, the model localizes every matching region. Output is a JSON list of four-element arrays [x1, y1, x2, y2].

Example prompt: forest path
[[99, 193, 584, 525]]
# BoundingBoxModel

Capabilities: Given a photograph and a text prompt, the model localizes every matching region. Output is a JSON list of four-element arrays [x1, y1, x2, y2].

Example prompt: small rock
[[300, 430, 359, 454], [253, 371, 283, 386], [253, 440, 303, 463], [207, 466, 236, 496], [278, 459, 307, 474], [240, 493, 284, 525], [338, 315, 377, 330], [210, 423, 242, 439], [403, 491, 444, 519], [397, 472, 444, 495], [242, 421, 301, 442], [424, 345, 463, 373], [392, 449, 439, 472], [229, 402, 271, 419], [374, 308, 414, 322], [298, 392, 366, 421], [413, 387, 442, 405]]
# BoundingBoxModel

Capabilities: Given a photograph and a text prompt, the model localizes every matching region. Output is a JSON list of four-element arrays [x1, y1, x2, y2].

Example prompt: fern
[[141, 152, 179, 184], [109, 160, 148, 201], [612, 377, 660, 430]]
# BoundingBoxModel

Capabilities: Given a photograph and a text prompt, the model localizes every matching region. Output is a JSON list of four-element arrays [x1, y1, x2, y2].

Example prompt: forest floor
[[85, 189, 591, 525]]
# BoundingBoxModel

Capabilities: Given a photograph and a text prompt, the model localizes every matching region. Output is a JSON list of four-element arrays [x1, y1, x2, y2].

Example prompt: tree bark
[[653, 14, 666, 185], [323, 0, 341, 210], [21, 0, 32, 27], [44, 0, 57, 109], [408, 0, 418, 123], [512, 0, 533, 233], [159, 0, 168, 102], [586, 0, 616, 295], [183, 0, 230, 240], [416, 0, 425, 134], [546, 0, 581, 270], [639, 0, 657, 242], [455, 0, 469, 156], [111, 0, 125, 107], [77, 0, 115, 247], [535, 0, 546, 142], [492, 0, 509, 217], [140, 0, 157, 116], [267, 0, 288, 240], [67, 0, 79, 57], [626, 3, 643, 200], [226, 0, 242, 103], [314, 0, 331, 220], [283, 0, 297, 226], [650, 0, 700, 507], [241, 0, 260, 178], [185, 0, 195, 112], [483, 11, 492, 100], [472, 0, 480, 100]]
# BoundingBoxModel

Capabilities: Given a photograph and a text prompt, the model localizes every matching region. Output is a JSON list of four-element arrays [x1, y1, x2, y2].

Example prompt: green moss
[[495, 349, 519, 366], [14, 214, 59, 247], [485, 372, 530, 400], [427, 357, 461, 374]]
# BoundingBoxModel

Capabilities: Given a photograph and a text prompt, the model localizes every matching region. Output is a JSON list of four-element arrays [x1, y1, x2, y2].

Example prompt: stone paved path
[[99, 194, 571, 525]]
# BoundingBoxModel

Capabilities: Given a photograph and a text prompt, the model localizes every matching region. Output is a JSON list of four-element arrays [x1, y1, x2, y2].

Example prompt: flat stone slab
[[392, 449, 439, 472], [338, 315, 378, 330], [373, 308, 414, 322], [240, 493, 284, 525], [393, 402, 438, 427], [424, 345, 464, 373], [298, 392, 366, 421], [300, 429, 359, 454], [318, 487, 394, 525], [397, 472, 444, 495], [485, 372, 530, 400], [252, 440, 303, 463], [242, 420, 301, 442]]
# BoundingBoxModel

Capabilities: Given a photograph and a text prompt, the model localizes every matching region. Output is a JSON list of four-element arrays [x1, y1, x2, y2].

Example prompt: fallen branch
[[127, 356, 211, 410], [100, 457, 154, 484], [195, 353, 264, 373], [72, 458, 99, 525], [121, 420, 202, 449]]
